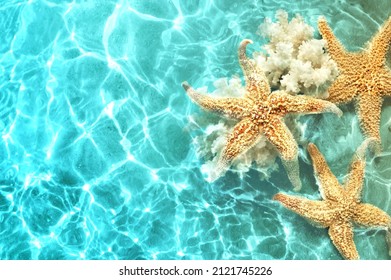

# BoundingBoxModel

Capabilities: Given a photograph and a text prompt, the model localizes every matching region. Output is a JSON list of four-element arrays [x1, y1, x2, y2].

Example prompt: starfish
[[183, 39, 342, 190], [274, 139, 391, 259], [318, 16, 391, 151]]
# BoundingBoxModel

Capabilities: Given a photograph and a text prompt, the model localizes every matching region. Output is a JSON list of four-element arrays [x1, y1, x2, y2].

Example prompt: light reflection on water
[[0, 0, 390, 260]]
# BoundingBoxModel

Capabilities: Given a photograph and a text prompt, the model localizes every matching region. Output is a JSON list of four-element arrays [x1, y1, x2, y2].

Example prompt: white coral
[[212, 77, 246, 98], [255, 10, 338, 96], [260, 10, 313, 50]]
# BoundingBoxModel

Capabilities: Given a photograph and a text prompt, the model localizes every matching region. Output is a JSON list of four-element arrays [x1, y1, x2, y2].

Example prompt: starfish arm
[[272, 91, 342, 116], [281, 158, 302, 191], [380, 71, 391, 97], [307, 143, 344, 201], [263, 118, 301, 190], [263, 117, 297, 161], [329, 221, 359, 260], [327, 75, 358, 104], [238, 39, 270, 101], [356, 91, 382, 145], [344, 158, 365, 202], [273, 193, 335, 226], [182, 82, 252, 119], [352, 203, 391, 228], [318, 17, 351, 69], [344, 138, 375, 201], [209, 118, 261, 181], [369, 16, 391, 67]]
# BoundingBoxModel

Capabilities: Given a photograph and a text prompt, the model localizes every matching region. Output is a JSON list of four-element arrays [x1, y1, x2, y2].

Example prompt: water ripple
[[0, 0, 390, 260]]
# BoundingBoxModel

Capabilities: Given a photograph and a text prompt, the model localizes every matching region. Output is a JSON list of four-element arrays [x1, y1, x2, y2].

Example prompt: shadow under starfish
[[183, 39, 342, 191]]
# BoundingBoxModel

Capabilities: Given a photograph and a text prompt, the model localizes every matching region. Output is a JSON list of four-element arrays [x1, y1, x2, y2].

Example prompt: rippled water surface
[[1, 0, 391, 260]]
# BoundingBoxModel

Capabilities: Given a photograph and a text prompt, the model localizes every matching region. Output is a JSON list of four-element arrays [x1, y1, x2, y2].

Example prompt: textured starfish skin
[[183, 39, 342, 190], [274, 139, 391, 260], [318, 16, 391, 149]]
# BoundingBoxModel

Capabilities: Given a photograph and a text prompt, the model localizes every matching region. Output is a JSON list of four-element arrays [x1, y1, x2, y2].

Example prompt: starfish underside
[[274, 139, 391, 260], [318, 16, 391, 150], [183, 39, 342, 190]]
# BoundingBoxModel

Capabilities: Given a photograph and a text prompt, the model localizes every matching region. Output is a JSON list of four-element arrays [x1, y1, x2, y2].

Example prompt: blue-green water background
[[0, 0, 391, 260]]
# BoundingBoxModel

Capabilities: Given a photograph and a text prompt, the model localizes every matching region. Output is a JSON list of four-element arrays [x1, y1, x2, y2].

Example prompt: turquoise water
[[0, 0, 390, 260]]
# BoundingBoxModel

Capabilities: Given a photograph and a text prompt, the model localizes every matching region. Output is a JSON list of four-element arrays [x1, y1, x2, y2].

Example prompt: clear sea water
[[0, 0, 390, 260]]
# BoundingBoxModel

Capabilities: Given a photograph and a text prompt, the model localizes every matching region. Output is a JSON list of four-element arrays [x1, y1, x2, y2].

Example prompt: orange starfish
[[318, 16, 391, 150], [274, 139, 391, 259], [183, 39, 342, 190]]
